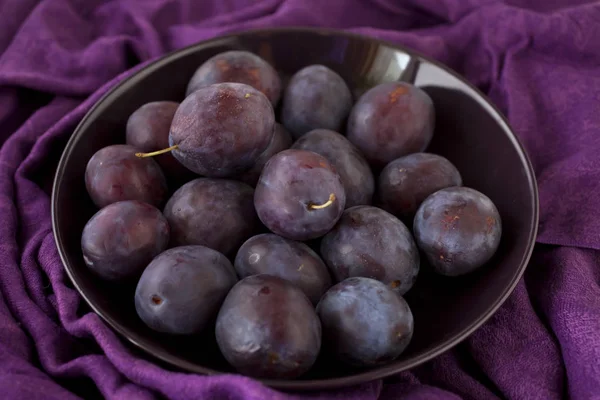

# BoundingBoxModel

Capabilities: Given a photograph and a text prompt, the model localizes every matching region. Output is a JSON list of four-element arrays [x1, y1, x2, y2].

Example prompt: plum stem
[[308, 193, 336, 210], [135, 145, 178, 158]]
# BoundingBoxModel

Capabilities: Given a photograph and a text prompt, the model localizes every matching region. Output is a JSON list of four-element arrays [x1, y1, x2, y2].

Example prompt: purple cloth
[[1, 0, 599, 399]]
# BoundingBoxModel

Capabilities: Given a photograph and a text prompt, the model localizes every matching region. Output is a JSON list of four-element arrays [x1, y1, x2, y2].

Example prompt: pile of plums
[[81, 50, 502, 380]]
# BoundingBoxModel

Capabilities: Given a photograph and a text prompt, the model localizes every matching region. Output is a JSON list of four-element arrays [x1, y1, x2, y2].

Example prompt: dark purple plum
[[292, 129, 374, 207], [163, 178, 258, 256], [85, 144, 168, 208], [316, 277, 413, 367], [378, 153, 462, 221], [186, 50, 282, 106], [237, 123, 293, 187], [320, 206, 419, 295], [215, 274, 321, 379], [234, 233, 332, 305], [135, 245, 237, 334], [126, 101, 196, 184], [413, 186, 502, 276], [347, 82, 435, 169], [254, 149, 346, 241], [81, 200, 170, 282], [281, 65, 352, 139], [168, 82, 275, 177]]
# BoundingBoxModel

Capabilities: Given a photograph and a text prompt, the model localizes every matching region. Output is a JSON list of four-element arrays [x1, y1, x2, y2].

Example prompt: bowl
[[51, 27, 538, 391]]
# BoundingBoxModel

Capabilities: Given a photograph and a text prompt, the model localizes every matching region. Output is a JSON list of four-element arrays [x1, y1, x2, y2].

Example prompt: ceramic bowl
[[52, 27, 538, 391]]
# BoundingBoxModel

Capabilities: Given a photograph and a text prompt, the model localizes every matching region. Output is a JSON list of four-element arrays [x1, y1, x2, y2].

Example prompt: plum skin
[[316, 277, 414, 367], [292, 128, 374, 208], [215, 274, 321, 379], [237, 123, 293, 187], [134, 245, 238, 335], [378, 153, 462, 221], [281, 65, 353, 139], [234, 233, 332, 305], [169, 82, 275, 178], [320, 205, 420, 295], [163, 178, 258, 257], [85, 144, 168, 209], [346, 81, 435, 169], [254, 149, 346, 241], [186, 50, 282, 106], [413, 186, 502, 276], [81, 200, 170, 282]]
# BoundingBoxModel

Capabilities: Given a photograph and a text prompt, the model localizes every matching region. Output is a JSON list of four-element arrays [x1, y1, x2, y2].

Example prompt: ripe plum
[[186, 50, 281, 106], [135, 245, 237, 334], [254, 149, 346, 241], [413, 186, 502, 276], [281, 65, 352, 139], [168, 82, 275, 177], [163, 178, 258, 256], [85, 144, 168, 208], [378, 153, 462, 221], [316, 277, 413, 367], [320, 206, 419, 295], [215, 274, 321, 379], [234, 233, 331, 305], [347, 82, 435, 168], [81, 200, 170, 281]]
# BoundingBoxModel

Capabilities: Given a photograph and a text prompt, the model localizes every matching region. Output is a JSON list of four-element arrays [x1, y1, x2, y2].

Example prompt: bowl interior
[[52, 28, 538, 390]]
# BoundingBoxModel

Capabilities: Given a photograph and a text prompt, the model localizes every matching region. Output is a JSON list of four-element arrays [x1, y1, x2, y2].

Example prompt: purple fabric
[[1, 0, 599, 399]]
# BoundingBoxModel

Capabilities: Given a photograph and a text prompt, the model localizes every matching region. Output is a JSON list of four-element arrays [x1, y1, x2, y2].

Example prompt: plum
[[347, 82, 435, 169], [281, 65, 352, 139], [85, 144, 168, 208], [135, 245, 237, 334], [81, 200, 170, 282], [254, 149, 346, 241], [413, 186, 502, 276], [215, 274, 321, 379], [186, 50, 282, 106], [167, 82, 275, 178], [378, 153, 462, 221], [316, 277, 413, 367], [234, 233, 332, 305], [320, 205, 420, 295], [163, 178, 258, 256]]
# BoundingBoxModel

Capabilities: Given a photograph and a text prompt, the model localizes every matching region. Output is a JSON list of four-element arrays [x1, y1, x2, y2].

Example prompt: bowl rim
[[51, 26, 539, 391]]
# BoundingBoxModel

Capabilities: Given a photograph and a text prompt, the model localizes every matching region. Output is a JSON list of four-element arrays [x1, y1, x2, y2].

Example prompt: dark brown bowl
[[51, 27, 538, 391]]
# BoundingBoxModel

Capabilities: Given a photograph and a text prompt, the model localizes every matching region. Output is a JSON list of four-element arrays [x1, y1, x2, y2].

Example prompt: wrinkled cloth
[[1, 0, 600, 399]]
